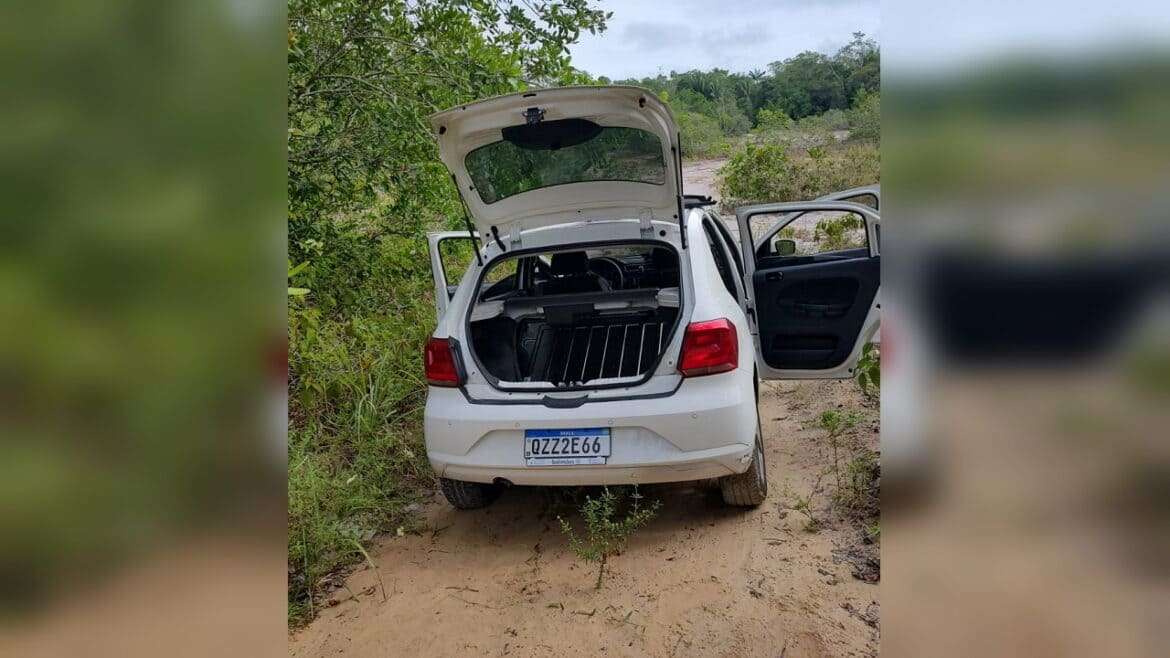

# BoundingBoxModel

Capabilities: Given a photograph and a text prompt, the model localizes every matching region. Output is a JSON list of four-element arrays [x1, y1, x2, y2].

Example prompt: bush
[[855, 342, 880, 397], [755, 107, 794, 133], [717, 142, 880, 208], [676, 110, 729, 159], [849, 90, 880, 141], [814, 214, 866, 251], [559, 487, 660, 589]]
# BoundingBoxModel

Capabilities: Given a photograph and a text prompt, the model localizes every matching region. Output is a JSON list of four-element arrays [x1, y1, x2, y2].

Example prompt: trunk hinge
[[638, 208, 654, 238], [509, 222, 523, 249]]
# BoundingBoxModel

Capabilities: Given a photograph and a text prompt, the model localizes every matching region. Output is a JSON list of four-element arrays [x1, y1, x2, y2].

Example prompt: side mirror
[[774, 238, 796, 256]]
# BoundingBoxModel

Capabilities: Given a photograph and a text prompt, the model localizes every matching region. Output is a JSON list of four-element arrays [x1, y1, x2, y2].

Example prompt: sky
[[567, 0, 881, 80]]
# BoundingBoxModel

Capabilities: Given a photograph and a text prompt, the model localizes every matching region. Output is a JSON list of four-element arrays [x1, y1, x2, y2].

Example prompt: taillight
[[678, 318, 738, 377], [424, 337, 462, 387]]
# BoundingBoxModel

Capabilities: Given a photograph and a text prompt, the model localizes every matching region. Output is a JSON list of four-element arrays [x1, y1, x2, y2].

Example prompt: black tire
[[439, 478, 500, 510], [720, 434, 768, 507]]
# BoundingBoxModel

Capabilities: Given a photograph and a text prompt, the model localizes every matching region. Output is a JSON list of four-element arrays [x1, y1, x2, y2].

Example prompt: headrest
[[550, 251, 589, 276], [651, 247, 675, 268]]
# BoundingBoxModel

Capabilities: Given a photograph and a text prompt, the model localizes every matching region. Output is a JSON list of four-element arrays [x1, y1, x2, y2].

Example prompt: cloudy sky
[[568, 0, 880, 79]]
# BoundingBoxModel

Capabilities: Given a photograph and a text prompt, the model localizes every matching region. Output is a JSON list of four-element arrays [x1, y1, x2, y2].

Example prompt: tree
[[287, 0, 610, 255]]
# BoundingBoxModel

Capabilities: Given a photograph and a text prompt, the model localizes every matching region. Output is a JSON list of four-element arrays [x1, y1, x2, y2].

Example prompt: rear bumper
[[424, 373, 757, 486]]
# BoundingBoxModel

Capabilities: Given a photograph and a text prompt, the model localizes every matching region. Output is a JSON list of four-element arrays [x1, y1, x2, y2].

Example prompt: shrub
[[676, 110, 729, 159], [855, 342, 880, 397], [755, 107, 794, 133], [849, 90, 880, 141], [717, 142, 880, 208], [559, 487, 660, 589], [835, 448, 880, 517], [814, 214, 866, 251]]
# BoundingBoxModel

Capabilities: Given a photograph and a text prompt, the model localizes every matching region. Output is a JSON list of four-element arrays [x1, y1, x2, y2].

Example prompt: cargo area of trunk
[[465, 242, 682, 389], [472, 306, 678, 386]]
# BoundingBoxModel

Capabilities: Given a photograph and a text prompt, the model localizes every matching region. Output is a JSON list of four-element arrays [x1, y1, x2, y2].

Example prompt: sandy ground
[[289, 380, 880, 658], [682, 158, 728, 202], [288, 159, 881, 657]]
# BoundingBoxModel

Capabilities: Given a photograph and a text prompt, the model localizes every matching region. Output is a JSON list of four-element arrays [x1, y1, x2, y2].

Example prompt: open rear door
[[427, 231, 478, 318], [735, 200, 880, 379]]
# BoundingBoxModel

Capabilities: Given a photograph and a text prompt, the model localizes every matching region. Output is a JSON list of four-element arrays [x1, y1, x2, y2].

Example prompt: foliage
[[849, 89, 880, 141], [835, 448, 880, 517], [811, 409, 864, 499], [718, 142, 880, 208], [764, 32, 879, 119], [287, 0, 611, 625], [855, 342, 880, 397], [814, 214, 866, 252], [755, 107, 794, 133], [2, 0, 282, 614], [808, 409, 879, 520], [287, 234, 439, 626], [558, 487, 660, 589], [287, 0, 610, 254], [675, 110, 729, 158], [785, 475, 824, 533], [618, 33, 879, 158]]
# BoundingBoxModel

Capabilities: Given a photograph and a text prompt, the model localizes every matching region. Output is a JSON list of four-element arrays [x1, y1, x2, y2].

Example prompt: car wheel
[[439, 478, 500, 510], [720, 434, 768, 507]]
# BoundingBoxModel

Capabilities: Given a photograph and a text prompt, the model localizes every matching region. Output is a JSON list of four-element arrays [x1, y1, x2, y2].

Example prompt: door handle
[[765, 271, 783, 282]]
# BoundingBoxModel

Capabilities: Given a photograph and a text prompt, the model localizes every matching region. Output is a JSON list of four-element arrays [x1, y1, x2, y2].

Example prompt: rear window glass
[[464, 127, 665, 204]]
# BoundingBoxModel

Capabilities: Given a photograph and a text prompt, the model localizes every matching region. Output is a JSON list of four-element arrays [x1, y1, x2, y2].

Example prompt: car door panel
[[752, 255, 879, 369], [735, 200, 880, 380]]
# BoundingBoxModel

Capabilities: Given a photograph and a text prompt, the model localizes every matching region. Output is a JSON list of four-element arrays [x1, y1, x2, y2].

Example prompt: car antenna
[[451, 174, 483, 266]]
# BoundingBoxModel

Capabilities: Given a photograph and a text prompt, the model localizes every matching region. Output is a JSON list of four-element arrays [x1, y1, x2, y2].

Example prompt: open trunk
[[467, 244, 681, 389]]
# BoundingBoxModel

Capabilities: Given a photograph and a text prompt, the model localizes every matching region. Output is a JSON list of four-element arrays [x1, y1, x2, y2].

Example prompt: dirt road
[[289, 380, 879, 657], [682, 157, 728, 202], [289, 160, 880, 657]]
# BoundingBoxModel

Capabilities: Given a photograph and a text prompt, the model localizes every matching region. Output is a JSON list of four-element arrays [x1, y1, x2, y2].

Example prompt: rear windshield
[[464, 127, 665, 204]]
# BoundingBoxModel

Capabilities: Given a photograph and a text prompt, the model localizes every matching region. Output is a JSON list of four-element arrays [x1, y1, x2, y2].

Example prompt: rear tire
[[720, 435, 768, 507], [439, 478, 500, 510]]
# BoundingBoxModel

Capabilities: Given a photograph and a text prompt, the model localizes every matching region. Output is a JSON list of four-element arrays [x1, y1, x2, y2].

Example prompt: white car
[[423, 86, 880, 509]]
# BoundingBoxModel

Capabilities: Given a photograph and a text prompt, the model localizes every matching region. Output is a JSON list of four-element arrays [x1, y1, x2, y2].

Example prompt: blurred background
[[0, 1, 287, 656], [882, 0, 1170, 655]]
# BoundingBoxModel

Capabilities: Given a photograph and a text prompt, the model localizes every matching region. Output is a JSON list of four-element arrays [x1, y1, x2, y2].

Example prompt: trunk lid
[[430, 86, 682, 238]]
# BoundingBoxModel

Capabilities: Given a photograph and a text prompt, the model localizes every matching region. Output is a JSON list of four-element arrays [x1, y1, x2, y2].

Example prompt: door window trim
[[701, 217, 742, 303]]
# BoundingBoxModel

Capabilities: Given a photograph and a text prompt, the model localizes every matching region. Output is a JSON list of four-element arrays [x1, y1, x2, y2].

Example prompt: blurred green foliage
[[0, 0, 284, 615]]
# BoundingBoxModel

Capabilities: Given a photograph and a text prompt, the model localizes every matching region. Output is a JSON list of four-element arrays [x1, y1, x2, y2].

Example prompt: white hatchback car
[[423, 86, 880, 509]]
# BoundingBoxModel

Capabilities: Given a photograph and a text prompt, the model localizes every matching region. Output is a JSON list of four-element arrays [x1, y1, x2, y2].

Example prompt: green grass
[[287, 233, 439, 627]]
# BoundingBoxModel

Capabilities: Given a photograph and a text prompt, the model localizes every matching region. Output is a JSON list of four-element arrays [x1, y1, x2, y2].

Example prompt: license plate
[[524, 428, 611, 466]]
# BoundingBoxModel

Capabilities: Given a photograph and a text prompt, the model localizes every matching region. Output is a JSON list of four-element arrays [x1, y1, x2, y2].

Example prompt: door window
[[750, 209, 869, 259], [437, 236, 476, 290]]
